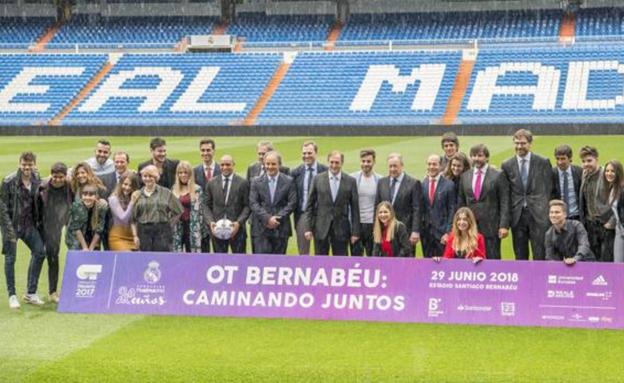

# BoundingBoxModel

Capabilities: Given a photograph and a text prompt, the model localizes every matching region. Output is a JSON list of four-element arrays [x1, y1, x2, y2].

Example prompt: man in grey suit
[[249, 151, 297, 254], [458, 144, 510, 260], [376, 153, 422, 254], [290, 141, 328, 255], [551, 144, 583, 221], [304, 151, 360, 256], [421, 154, 456, 258], [194, 138, 220, 253], [203, 155, 250, 254], [98, 151, 131, 198], [246, 140, 289, 181], [501, 129, 553, 260]]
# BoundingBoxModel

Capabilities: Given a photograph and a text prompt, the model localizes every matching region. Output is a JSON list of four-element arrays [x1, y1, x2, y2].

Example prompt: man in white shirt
[[350, 149, 381, 256], [85, 139, 114, 176]]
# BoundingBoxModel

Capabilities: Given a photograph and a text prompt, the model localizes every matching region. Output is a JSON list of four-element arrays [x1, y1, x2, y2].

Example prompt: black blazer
[[290, 162, 328, 217], [138, 158, 179, 189], [249, 173, 297, 238], [194, 163, 221, 190], [371, 221, 412, 257], [501, 153, 552, 228], [458, 166, 510, 238], [246, 162, 290, 181], [376, 173, 422, 234], [551, 165, 583, 217], [421, 176, 456, 239], [304, 171, 360, 241], [202, 174, 250, 226]]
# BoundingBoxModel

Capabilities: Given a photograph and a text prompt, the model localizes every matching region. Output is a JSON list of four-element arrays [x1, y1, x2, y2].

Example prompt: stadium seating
[[226, 13, 334, 43], [0, 54, 108, 125], [0, 17, 53, 48], [340, 10, 562, 42], [51, 15, 218, 48], [576, 7, 624, 39]]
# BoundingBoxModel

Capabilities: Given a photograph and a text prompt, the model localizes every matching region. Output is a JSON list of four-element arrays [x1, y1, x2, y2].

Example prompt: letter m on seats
[[350, 64, 446, 112]]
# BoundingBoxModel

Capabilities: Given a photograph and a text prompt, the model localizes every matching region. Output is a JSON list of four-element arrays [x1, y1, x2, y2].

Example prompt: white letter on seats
[[78, 67, 183, 112], [466, 63, 560, 111], [171, 67, 246, 113], [350, 64, 446, 112], [562, 61, 624, 109], [0, 67, 85, 112]]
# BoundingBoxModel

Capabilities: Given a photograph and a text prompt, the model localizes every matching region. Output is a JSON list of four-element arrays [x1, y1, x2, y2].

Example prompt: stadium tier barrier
[[1, 46, 624, 127], [59, 250, 624, 329]]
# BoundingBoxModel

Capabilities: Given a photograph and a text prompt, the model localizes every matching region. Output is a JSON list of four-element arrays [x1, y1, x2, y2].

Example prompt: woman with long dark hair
[[604, 160, 624, 262]]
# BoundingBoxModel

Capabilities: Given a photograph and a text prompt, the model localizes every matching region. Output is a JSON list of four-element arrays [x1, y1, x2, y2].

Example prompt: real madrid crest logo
[[144, 261, 161, 284]]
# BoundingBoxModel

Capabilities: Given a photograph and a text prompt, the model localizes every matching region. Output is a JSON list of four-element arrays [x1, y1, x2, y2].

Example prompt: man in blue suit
[[421, 154, 456, 258], [194, 138, 220, 253]]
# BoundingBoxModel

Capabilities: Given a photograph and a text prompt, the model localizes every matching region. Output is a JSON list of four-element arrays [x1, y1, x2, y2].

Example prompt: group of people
[[1, 130, 623, 309]]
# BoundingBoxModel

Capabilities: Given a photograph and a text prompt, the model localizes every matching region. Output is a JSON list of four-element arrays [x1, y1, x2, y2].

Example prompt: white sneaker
[[49, 292, 60, 304], [8, 295, 20, 309], [23, 294, 45, 306]]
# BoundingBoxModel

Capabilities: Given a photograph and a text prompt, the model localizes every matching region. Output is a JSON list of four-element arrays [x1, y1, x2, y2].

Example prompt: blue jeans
[[4, 228, 45, 296]]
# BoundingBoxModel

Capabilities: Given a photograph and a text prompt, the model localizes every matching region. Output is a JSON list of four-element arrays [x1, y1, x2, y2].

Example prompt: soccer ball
[[213, 218, 234, 240]]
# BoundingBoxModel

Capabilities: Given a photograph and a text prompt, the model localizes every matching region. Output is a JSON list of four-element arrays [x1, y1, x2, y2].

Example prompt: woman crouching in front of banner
[[371, 201, 412, 257], [435, 207, 486, 263], [65, 184, 109, 251], [171, 161, 203, 253], [131, 165, 183, 252], [108, 172, 140, 251]]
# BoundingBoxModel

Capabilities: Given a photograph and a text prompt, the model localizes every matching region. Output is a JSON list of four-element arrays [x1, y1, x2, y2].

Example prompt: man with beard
[[350, 149, 381, 256], [138, 137, 179, 189], [85, 139, 114, 176]]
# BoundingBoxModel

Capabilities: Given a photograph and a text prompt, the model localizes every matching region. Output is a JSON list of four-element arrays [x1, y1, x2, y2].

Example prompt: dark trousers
[[201, 235, 212, 253], [44, 234, 61, 294], [181, 220, 191, 253], [314, 224, 348, 256], [421, 229, 445, 258], [586, 220, 615, 262], [138, 223, 173, 252], [213, 231, 246, 254], [351, 223, 373, 256], [512, 208, 547, 261], [484, 236, 501, 260], [253, 236, 288, 255], [4, 227, 46, 296]]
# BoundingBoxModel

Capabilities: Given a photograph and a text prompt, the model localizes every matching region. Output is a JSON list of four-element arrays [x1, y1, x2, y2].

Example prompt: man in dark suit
[[290, 140, 328, 255], [202, 155, 250, 254], [376, 153, 422, 254], [304, 150, 359, 256], [193, 138, 220, 253], [99, 151, 131, 198], [246, 140, 289, 181], [458, 144, 510, 260], [249, 151, 297, 254], [137, 137, 179, 189], [501, 129, 553, 260], [421, 154, 456, 258], [551, 144, 583, 221]]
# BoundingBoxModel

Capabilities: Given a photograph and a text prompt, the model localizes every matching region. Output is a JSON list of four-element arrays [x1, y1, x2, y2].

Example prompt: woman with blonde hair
[[107, 172, 140, 251], [171, 161, 203, 253], [70, 162, 107, 199], [371, 201, 412, 257], [440, 207, 486, 262]]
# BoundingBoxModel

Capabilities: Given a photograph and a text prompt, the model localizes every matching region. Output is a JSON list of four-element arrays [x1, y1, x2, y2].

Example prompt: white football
[[213, 218, 234, 240]]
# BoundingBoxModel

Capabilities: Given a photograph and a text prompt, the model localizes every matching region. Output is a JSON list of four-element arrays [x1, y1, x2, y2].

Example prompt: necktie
[[205, 166, 212, 181], [429, 177, 436, 206], [562, 171, 570, 214], [390, 177, 398, 203], [223, 177, 230, 203], [269, 176, 276, 204], [306, 166, 314, 194], [331, 176, 338, 202], [520, 158, 528, 190], [259, 166, 265, 178], [474, 169, 483, 201]]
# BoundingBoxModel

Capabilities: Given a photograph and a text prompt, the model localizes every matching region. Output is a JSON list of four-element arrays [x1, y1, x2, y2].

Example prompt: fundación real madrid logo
[[144, 261, 162, 284]]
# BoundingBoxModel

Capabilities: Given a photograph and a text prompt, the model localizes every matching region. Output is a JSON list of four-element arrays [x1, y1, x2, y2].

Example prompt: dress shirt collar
[[473, 164, 489, 176], [516, 152, 532, 165]]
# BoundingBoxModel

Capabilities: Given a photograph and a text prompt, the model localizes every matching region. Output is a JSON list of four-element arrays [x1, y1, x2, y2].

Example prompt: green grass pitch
[[1, 135, 623, 382]]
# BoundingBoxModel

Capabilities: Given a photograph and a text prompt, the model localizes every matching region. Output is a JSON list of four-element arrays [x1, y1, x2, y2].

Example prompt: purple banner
[[59, 251, 624, 329]]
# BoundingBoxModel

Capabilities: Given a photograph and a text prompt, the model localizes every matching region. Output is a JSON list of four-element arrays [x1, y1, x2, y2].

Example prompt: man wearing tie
[[376, 153, 422, 255], [290, 141, 328, 255], [421, 154, 456, 258], [458, 144, 510, 260], [203, 155, 250, 254], [551, 145, 582, 221], [501, 129, 553, 260], [304, 151, 359, 256], [246, 140, 289, 181], [249, 151, 297, 254], [99, 151, 131, 198], [194, 138, 220, 252]]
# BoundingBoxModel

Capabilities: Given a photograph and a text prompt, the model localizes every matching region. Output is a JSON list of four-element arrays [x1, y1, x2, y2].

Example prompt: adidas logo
[[592, 275, 608, 286]]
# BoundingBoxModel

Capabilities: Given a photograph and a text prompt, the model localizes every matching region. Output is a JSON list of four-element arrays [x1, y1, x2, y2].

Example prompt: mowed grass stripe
[[1, 135, 623, 382]]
